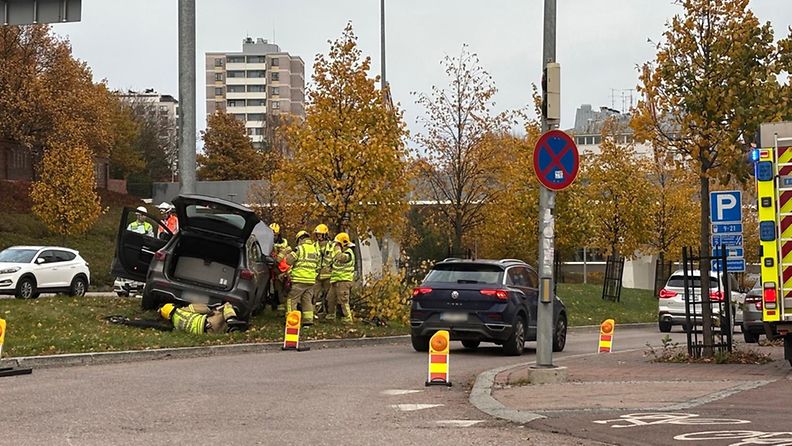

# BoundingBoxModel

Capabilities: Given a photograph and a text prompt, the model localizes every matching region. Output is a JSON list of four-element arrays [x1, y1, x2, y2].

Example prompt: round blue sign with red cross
[[533, 130, 580, 191]]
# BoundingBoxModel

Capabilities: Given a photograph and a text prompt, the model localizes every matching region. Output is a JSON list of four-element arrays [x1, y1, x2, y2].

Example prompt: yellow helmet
[[314, 224, 329, 235], [334, 232, 351, 247], [269, 223, 280, 234], [296, 230, 310, 241], [160, 303, 176, 320]]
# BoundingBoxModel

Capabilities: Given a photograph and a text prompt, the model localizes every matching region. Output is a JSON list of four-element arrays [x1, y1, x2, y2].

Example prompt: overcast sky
[[51, 0, 791, 143]]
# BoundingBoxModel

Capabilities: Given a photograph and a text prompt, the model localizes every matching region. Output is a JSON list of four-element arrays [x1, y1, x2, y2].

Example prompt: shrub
[[350, 268, 415, 325]]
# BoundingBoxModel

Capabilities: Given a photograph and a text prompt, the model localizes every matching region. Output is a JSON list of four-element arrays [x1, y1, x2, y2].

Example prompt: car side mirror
[[35, 257, 45, 264]]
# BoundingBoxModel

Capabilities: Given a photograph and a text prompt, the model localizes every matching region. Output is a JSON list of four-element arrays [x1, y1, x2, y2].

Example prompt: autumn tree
[[198, 111, 267, 181], [272, 24, 411, 237], [645, 149, 700, 264], [632, 0, 783, 353], [580, 119, 652, 258], [414, 47, 510, 255], [108, 97, 145, 180]]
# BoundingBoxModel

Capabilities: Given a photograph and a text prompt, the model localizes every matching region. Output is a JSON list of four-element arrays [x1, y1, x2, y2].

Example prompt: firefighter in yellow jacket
[[270, 223, 290, 313], [326, 232, 355, 323], [159, 302, 245, 334], [313, 223, 334, 319], [284, 230, 319, 326]]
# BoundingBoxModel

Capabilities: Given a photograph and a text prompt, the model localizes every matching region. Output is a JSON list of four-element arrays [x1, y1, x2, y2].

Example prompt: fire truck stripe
[[782, 216, 792, 239], [783, 242, 792, 264], [780, 165, 792, 176], [779, 147, 792, 163], [781, 191, 792, 212]]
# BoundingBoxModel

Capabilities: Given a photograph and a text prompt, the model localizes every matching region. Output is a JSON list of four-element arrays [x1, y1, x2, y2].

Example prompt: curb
[[469, 349, 643, 425], [0, 335, 410, 370]]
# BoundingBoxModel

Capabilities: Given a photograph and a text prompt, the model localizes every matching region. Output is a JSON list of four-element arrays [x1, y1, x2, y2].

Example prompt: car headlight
[[0, 267, 21, 274]]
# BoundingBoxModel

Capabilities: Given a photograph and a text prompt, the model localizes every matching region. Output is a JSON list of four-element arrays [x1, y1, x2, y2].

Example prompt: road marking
[[391, 404, 443, 412], [381, 389, 423, 396], [674, 430, 792, 444], [593, 413, 751, 429], [436, 420, 484, 428]]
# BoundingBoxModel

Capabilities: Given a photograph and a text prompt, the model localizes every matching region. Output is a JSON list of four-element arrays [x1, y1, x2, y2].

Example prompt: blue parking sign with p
[[709, 191, 742, 223]]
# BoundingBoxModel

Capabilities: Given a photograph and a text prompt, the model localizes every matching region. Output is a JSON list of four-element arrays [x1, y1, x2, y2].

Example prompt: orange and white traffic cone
[[282, 311, 310, 351], [598, 319, 615, 353], [426, 330, 452, 386]]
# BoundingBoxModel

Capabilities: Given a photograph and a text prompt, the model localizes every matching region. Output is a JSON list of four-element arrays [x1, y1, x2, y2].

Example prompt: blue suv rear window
[[424, 264, 503, 284]]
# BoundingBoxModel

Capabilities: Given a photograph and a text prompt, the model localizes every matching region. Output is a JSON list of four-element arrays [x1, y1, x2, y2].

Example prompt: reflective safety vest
[[273, 237, 289, 252], [330, 248, 355, 283], [290, 241, 319, 284], [171, 308, 207, 334], [128, 221, 153, 235], [318, 241, 336, 280], [160, 215, 179, 235]]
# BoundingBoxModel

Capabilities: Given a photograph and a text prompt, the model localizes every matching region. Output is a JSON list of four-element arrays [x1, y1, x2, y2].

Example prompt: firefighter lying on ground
[[158, 302, 247, 334]]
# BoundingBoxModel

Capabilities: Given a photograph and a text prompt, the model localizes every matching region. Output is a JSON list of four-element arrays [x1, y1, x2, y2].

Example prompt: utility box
[[543, 63, 561, 121]]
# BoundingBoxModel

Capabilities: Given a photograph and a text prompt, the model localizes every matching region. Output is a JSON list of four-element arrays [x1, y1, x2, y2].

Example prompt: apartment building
[[206, 37, 305, 149], [117, 88, 180, 178]]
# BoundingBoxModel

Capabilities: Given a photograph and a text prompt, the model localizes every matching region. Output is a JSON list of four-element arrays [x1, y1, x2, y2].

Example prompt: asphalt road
[[0, 325, 679, 446]]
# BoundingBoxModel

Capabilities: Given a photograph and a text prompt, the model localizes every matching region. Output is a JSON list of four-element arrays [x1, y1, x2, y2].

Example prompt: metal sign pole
[[178, 0, 196, 194], [536, 0, 557, 368]]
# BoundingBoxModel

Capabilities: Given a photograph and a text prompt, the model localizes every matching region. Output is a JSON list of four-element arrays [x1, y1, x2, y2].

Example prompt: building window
[[214, 58, 223, 67], [271, 87, 280, 96], [214, 87, 223, 96], [271, 101, 280, 110], [247, 113, 264, 121], [227, 70, 245, 78], [271, 57, 280, 67], [247, 70, 266, 78], [247, 99, 265, 107], [227, 100, 244, 107], [227, 56, 245, 63], [227, 85, 245, 93], [247, 56, 265, 63], [233, 114, 246, 122], [215, 73, 224, 81], [247, 85, 266, 93], [271, 72, 279, 82], [247, 127, 264, 136]]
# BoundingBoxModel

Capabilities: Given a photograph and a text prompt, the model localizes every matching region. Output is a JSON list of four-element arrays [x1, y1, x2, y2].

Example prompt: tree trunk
[[699, 173, 714, 357], [452, 215, 464, 257]]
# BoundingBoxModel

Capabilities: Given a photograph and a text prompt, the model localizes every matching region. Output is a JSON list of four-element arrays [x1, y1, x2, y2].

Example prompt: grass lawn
[[558, 283, 657, 327], [0, 283, 657, 358]]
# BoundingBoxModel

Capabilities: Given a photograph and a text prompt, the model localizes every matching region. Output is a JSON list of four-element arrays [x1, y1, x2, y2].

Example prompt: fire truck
[[754, 121, 792, 367]]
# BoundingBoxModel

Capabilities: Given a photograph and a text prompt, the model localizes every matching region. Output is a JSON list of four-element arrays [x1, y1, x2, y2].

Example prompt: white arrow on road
[[391, 404, 443, 411], [436, 420, 485, 427], [381, 389, 423, 396]]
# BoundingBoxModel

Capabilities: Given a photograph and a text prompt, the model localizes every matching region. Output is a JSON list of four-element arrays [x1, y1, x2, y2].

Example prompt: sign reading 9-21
[[533, 130, 580, 191]]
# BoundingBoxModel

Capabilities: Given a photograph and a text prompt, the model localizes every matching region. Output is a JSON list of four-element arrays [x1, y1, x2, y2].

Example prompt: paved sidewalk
[[493, 347, 788, 413]]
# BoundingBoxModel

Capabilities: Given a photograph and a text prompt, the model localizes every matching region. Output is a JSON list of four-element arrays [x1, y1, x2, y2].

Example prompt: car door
[[506, 267, 535, 336], [53, 250, 78, 287], [111, 207, 169, 282], [246, 236, 268, 307], [32, 249, 61, 288]]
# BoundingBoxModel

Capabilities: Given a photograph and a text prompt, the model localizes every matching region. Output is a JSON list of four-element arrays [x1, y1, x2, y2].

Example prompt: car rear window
[[424, 263, 503, 284], [186, 205, 247, 230], [666, 275, 720, 288], [0, 248, 38, 263]]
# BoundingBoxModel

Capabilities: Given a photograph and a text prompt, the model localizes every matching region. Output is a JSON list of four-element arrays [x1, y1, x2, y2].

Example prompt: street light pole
[[536, 0, 557, 368], [380, 0, 386, 88], [178, 0, 196, 194]]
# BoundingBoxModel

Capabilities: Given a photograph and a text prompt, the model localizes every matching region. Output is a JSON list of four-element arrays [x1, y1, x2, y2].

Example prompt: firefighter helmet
[[160, 303, 176, 320]]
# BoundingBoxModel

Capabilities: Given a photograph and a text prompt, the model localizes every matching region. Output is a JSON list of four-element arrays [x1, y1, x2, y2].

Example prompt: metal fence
[[601, 255, 625, 302], [681, 247, 733, 358]]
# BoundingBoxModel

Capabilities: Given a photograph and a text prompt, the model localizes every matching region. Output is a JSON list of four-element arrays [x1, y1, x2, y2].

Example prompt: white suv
[[658, 269, 744, 332], [0, 246, 91, 299]]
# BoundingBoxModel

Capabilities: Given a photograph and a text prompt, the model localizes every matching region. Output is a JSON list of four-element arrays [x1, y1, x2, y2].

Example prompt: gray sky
[[51, 0, 791, 142]]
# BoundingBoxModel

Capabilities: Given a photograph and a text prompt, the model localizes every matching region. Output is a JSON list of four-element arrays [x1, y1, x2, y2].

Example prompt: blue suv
[[409, 259, 567, 356]]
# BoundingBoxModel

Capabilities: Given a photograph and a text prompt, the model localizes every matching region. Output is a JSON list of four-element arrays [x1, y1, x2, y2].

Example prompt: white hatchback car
[[658, 269, 744, 332], [0, 246, 91, 299]]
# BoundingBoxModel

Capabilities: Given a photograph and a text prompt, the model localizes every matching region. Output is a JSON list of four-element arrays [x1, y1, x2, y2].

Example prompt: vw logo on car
[[451, 290, 459, 299]]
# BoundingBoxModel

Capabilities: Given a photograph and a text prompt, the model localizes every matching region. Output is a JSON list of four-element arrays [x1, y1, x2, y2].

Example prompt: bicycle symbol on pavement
[[593, 413, 751, 429], [674, 431, 792, 445]]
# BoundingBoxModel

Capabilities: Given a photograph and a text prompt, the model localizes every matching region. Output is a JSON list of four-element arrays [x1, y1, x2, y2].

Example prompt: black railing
[[681, 247, 733, 358], [601, 255, 625, 302]]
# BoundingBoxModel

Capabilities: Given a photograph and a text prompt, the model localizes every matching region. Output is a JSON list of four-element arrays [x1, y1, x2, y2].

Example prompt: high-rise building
[[205, 37, 305, 149]]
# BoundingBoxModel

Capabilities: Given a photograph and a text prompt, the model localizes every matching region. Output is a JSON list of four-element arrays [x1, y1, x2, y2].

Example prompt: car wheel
[[461, 340, 480, 350], [742, 329, 760, 343], [502, 316, 526, 356], [141, 290, 159, 310], [69, 276, 87, 297], [552, 314, 567, 352], [116, 292, 129, 297], [658, 320, 672, 333], [15, 277, 37, 299], [411, 334, 430, 352]]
